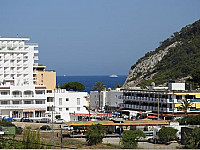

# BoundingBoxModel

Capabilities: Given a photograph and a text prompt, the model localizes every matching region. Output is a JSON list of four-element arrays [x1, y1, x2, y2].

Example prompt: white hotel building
[[0, 37, 88, 122]]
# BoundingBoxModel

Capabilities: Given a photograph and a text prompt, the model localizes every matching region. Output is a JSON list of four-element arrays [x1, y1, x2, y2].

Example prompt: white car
[[61, 125, 73, 131], [54, 119, 66, 124]]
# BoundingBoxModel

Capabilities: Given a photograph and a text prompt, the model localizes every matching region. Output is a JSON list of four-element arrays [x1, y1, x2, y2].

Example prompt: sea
[[56, 75, 127, 93]]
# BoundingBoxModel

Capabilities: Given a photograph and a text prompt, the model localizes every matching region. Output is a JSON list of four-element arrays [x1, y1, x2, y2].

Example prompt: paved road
[[74, 138, 181, 149]]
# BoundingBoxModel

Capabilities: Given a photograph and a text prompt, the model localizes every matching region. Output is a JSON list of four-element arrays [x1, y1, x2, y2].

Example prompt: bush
[[185, 127, 200, 149], [120, 130, 146, 149], [85, 124, 106, 146], [157, 126, 178, 144]]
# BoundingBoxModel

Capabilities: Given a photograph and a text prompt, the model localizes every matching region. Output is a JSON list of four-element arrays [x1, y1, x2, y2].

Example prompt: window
[[13, 101, 20, 104], [77, 107, 80, 111], [66, 98, 69, 101], [59, 108, 62, 111], [77, 98, 80, 105], [1, 92, 8, 95], [66, 108, 69, 111], [36, 101, 43, 104], [24, 101, 31, 104], [1, 101, 8, 105], [47, 106, 54, 111], [47, 97, 54, 102], [59, 98, 62, 105]]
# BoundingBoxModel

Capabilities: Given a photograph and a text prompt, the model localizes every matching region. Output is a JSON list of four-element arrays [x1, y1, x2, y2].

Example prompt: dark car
[[40, 125, 51, 130], [20, 118, 33, 122], [36, 118, 51, 123]]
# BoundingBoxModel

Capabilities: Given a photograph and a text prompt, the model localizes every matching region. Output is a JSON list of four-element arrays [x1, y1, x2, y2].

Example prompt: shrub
[[85, 124, 106, 146], [157, 126, 178, 144], [120, 130, 146, 149], [185, 127, 200, 149]]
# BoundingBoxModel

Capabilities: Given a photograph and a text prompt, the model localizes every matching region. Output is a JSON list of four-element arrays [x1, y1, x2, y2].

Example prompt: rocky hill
[[124, 19, 200, 88]]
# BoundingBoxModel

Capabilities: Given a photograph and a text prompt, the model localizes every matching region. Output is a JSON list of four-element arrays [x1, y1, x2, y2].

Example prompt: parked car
[[2, 116, 16, 122], [40, 125, 51, 130], [61, 125, 73, 131], [36, 118, 51, 123], [54, 119, 66, 124], [20, 117, 33, 122]]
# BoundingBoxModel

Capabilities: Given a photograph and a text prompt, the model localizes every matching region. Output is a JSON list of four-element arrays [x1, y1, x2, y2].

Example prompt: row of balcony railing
[[119, 95, 168, 103], [119, 103, 167, 112]]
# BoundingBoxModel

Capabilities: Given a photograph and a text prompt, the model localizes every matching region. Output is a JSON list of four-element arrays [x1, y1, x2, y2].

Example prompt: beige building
[[33, 66, 56, 90]]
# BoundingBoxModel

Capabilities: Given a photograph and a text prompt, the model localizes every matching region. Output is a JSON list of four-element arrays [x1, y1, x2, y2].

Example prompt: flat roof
[[0, 37, 30, 41], [68, 119, 169, 126]]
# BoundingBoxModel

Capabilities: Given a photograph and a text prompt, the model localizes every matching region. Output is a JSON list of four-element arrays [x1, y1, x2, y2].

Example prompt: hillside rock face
[[123, 20, 200, 88], [124, 42, 178, 87]]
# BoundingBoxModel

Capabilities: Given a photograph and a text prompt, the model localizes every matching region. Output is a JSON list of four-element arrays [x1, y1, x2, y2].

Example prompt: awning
[[195, 94, 200, 98], [23, 109, 35, 112], [196, 103, 200, 109], [175, 94, 188, 95], [191, 103, 196, 107], [175, 103, 182, 107], [69, 113, 112, 117], [23, 109, 46, 112], [147, 116, 158, 119]]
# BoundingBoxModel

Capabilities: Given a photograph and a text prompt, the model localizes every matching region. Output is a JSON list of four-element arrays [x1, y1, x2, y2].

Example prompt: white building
[[46, 89, 89, 122], [90, 88, 123, 112], [0, 37, 88, 121]]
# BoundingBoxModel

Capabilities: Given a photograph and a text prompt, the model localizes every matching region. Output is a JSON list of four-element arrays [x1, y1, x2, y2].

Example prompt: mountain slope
[[124, 19, 200, 88]]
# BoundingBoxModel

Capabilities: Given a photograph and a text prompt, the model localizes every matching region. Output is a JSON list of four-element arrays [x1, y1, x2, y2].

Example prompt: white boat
[[109, 74, 118, 78]]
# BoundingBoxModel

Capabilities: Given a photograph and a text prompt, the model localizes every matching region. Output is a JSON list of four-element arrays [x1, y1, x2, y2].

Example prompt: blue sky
[[0, 0, 200, 76]]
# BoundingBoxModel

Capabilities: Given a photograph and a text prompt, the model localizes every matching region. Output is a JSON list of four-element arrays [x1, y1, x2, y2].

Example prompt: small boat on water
[[109, 74, 118, 78]]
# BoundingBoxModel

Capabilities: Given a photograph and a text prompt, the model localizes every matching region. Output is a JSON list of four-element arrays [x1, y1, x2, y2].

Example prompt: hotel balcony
[[34, 56, 39, 60], [33, 63, 38, 66], [25, 43, 38, 47], [34, 50, 39, 54]]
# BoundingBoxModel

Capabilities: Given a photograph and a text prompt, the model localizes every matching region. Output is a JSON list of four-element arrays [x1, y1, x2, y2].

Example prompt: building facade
[[0, 37, 88, 121], [119, 83, 200, 115], [90, 88, 123, 112]]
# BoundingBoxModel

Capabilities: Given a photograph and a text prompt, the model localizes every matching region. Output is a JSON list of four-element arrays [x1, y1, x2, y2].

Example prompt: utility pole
[[60, 125, 63, 149], [51, 105, 55, 149], [157, 93, 159, 120]]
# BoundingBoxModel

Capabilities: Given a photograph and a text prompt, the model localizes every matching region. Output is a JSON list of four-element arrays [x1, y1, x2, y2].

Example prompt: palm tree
[[179, 99, 193, 115], [92, 82, 106, 110]]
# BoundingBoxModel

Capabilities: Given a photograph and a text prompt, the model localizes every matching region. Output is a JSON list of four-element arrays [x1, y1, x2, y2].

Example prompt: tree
[[185, 127, 200, 149], [115, 84, 122, 89], [179, 99, 193, 115], [60, 82, 85, 91], [120, 130, 146, 149], [85, 124, 106, 146], [157, 126, 178, 144], [92, 82, 106, 109]]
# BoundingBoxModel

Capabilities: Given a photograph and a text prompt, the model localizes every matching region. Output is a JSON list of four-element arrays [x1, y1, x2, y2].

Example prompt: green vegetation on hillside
[[132, 19, 200, 87]]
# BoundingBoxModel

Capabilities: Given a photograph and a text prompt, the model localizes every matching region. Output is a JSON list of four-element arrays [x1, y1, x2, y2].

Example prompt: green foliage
[[0, 129, 49, 149], [157, 126, 178, 144], [85, 124, 107, 146], [115, 84, 122, 88], [120, 130, 146, 149], [60, 82, 85, 91], [185, 127, 200, 149], [177, 115, 200, 125], [92, 81, 106, 92], [179, 99, 193, 114]]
